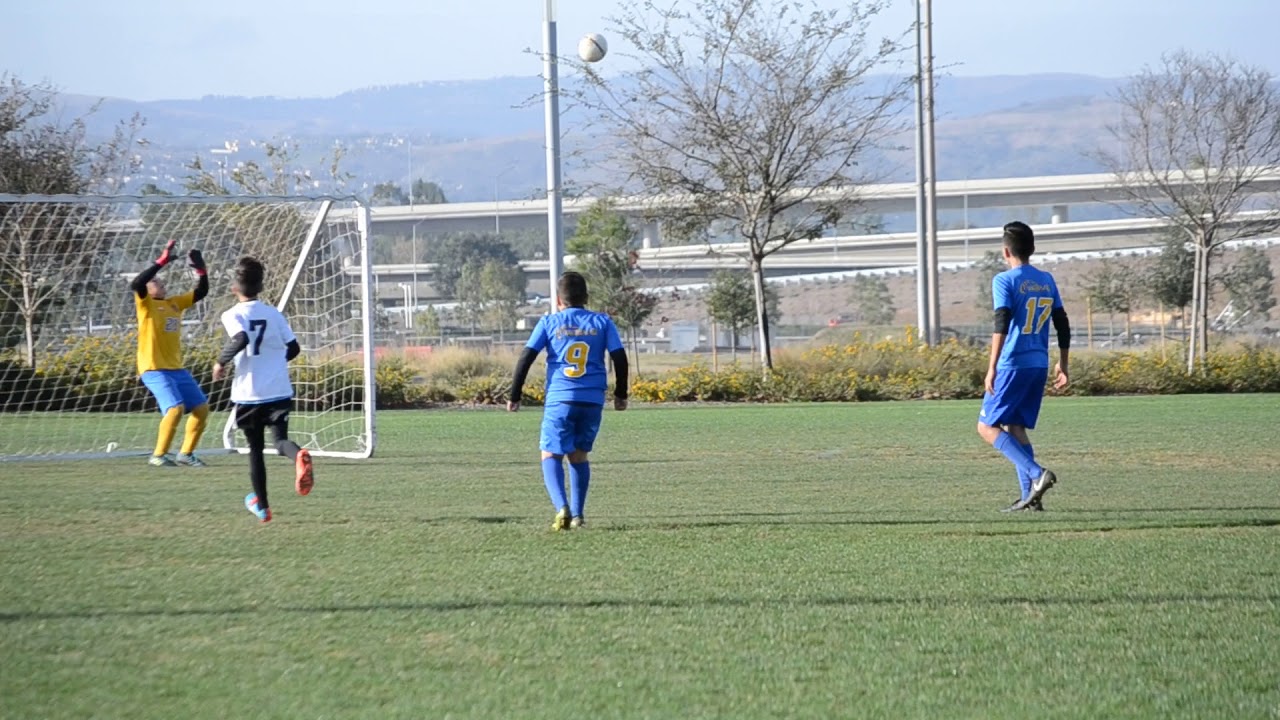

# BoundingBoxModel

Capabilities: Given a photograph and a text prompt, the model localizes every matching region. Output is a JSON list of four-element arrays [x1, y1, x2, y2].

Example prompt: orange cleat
[[295, 448, 314, 496]]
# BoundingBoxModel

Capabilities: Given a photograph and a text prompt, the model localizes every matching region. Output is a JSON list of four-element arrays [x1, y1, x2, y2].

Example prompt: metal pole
[[542, 0, 565, 310], [408, 139, 414, 209], [922, 0, 941, 345], [411, 224, 418, 324], [912, 0, 929, 343]]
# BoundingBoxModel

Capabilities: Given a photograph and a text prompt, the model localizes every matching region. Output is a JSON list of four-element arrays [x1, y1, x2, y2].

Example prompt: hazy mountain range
[[64, 73, 1126, 205]]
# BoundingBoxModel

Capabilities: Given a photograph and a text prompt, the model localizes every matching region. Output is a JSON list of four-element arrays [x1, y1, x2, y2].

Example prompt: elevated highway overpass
[[367, 168, 1280, 242], [366, 212, 1272, 304]]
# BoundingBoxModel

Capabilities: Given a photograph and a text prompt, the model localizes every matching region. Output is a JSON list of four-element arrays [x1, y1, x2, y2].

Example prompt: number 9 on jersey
[[563, 342, 588, 378]]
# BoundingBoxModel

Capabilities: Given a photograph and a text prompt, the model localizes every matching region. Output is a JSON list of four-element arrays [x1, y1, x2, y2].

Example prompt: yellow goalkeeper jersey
[[135, 292, 195, 374]]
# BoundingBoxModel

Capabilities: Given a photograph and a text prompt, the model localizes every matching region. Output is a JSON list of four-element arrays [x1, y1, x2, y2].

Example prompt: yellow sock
[[181, 404, 210, 455], [154, 406, 183, 456]]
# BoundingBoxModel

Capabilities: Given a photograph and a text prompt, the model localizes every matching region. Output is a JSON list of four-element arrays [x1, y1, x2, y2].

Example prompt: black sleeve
[[129, 263, 163, 299], [217, 332, 249, 365], [285, 339, 301, 362], [192, 274, 209, 303], [1050, 307, 1071, 349], [993, 307, 1014, 335], [509, 347, 540, 404], [610, 348, 629, 399]]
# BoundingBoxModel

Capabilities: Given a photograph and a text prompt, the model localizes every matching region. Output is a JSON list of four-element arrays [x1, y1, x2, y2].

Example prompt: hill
[[58, 73, 1126, 201]]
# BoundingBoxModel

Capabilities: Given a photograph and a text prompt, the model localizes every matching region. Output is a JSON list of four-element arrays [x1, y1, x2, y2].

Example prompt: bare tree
[[0, 75, 143, 367], [1094, 51, 1280, 371], [572, 0, 908, 372]]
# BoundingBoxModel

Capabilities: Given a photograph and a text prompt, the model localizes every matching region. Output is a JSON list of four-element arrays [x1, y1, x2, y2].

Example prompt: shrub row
[[3, 331, 1278, 412]]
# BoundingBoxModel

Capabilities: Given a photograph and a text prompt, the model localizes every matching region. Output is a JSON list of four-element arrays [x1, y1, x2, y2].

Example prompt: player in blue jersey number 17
[[976, 222, 1072, 512], [509, 272, 630, 531]]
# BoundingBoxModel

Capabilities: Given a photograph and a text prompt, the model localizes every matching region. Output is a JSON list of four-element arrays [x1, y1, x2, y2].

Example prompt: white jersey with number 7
[[220, 300, 296, 404]]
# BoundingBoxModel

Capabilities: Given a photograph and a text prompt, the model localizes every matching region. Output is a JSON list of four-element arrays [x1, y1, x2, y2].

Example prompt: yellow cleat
[[551, 508, 570, 532]]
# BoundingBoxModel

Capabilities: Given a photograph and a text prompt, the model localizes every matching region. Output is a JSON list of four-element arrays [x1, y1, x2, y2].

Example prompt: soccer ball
[[578, 33, 608, 63]]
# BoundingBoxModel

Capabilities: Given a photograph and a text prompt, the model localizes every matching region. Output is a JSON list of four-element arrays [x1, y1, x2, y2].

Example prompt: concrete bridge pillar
[[1051, 205, 1069, 224], [642, 220, 662, 249]]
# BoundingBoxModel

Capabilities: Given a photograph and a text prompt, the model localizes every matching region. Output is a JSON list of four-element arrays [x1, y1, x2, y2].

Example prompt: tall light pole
[[408, 139, 414, 209], [494, 163, 518, 235], [542, 0, 565, 310], [922, 0, 941, 345], [912, 0, 930, 344]]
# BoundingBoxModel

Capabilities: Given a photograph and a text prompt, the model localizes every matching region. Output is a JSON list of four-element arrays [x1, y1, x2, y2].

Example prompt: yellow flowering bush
[[12, 331, 1279, 411]]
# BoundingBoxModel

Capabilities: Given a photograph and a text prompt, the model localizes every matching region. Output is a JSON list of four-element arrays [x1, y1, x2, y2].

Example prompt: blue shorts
[[979, 366, 1048, 429], [141, 369, 208, 414], [540, 402, 604, 455]]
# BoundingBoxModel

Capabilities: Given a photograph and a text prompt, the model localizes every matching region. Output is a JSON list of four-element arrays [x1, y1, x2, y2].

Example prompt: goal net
[[0, 195, 376, 461]]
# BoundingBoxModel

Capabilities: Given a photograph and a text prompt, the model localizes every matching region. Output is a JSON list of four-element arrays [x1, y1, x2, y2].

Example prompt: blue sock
[[568, 462, 591, 518], [541, 457, 568, 511], [1017, 442, 1035, 500], [994, 432, 1042, 481]]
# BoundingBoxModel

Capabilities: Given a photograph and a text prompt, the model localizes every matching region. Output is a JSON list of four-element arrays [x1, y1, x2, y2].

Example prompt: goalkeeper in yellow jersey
[[130, 239, 212, 467]]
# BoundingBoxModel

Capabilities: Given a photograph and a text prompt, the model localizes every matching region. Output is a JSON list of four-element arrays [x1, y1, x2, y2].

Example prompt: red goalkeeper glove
[[187, 249, 207, 276], [155, 239, 178, 266]]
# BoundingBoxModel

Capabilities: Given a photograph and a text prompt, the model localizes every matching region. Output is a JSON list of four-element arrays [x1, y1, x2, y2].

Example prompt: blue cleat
[[245, 493, 272, 523]]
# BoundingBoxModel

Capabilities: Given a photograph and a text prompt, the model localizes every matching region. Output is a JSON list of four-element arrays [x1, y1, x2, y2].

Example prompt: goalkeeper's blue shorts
[[141, 369, 208, 414]]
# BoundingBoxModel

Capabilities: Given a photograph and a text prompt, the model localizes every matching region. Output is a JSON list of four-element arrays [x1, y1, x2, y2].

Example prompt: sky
[[5, 0, 1279, 101]]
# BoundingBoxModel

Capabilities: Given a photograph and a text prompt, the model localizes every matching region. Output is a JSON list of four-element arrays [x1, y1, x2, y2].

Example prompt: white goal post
[[0, 194, 377, 461]]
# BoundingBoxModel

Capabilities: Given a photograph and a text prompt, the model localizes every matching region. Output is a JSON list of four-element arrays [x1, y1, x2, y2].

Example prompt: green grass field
[[2, 396, 1279, 719]]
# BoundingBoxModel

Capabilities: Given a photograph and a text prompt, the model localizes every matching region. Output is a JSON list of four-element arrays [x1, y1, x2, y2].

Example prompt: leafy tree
[[1080, 259, 1140, 342], [0, 75, 144, 366], [504, 227, 551, 261], [428, 233, 519, 299], [410, 179, 448, 205], [572, 0, 908, 373], [706, 269, 780, 360], [974, 251, 1007, 313], [415, 305, 442, 337], [479, 260, 527, 340], [568, 201, 657, 367], [1218, 246, 1276, 325], [455, 259, 526, 336], [1146, 228, 1195, 327], [849, 275, 895, 326], [455, 261, 487, 333], [370, 181, 409, 206], [1094, 51, 1280, 371]]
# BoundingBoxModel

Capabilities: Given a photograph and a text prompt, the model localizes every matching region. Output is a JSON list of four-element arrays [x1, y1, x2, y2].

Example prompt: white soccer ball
[[578, 33, 608, 63]]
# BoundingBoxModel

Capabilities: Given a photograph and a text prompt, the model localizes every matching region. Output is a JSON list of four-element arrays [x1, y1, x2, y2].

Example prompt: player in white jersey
[[212, 257, 315, 523]]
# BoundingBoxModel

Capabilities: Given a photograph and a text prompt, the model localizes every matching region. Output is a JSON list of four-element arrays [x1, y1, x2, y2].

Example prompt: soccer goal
[[0, 195, 376, 461]]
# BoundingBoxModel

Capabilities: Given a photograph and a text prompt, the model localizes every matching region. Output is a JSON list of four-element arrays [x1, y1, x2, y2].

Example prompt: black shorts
[[234, 398, 292, 439]]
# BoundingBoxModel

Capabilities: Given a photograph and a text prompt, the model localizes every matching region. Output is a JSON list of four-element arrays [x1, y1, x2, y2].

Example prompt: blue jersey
[[992, 264, 1063, 370], [527, 307, 625, 405]]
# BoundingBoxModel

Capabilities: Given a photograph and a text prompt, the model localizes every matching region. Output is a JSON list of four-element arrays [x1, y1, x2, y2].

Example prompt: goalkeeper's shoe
[[551, 507, 570, 532], [569, 516, 586, 530], [148, 454, 177, 467], [245, 493, 272, 523], [295, 449, 314, 496], [175, 453, 207, 468], [1001, 498, 1045, 513]]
